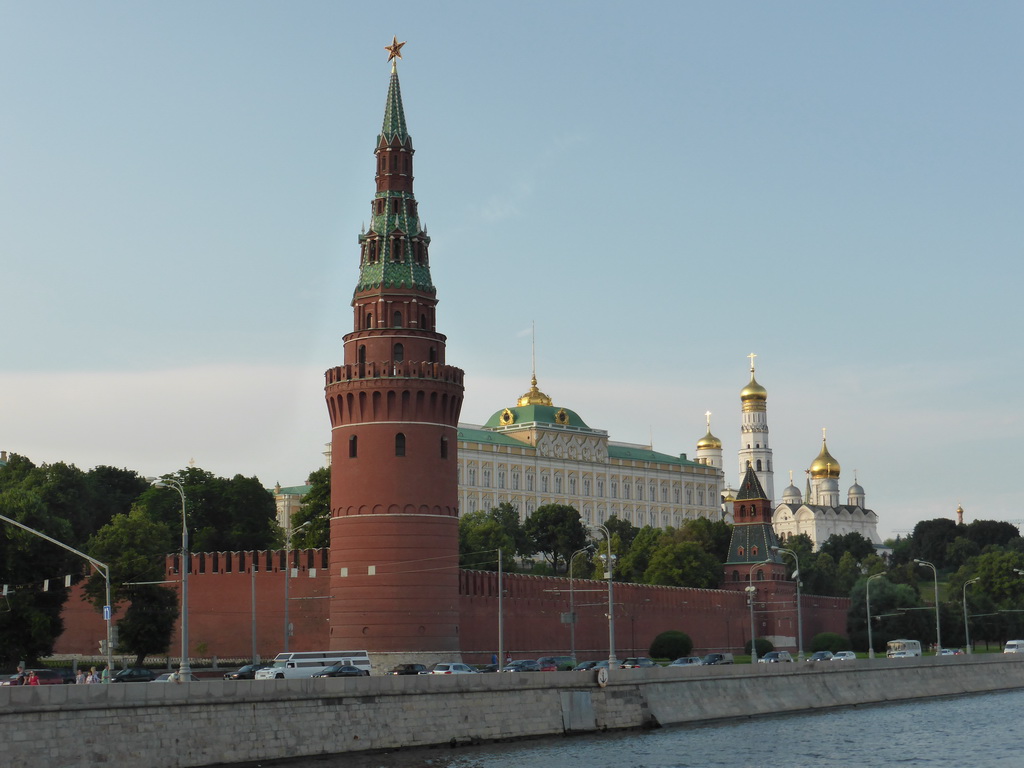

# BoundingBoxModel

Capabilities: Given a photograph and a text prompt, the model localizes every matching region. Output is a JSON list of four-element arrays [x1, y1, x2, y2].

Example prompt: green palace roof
[[482, 404, 592, 430]]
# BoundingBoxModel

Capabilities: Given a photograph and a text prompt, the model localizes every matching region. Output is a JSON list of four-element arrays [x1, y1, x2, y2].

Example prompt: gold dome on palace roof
[[809, 439, 841, 479], [697, 430, 722, 450], [517, 375, 553, 407]]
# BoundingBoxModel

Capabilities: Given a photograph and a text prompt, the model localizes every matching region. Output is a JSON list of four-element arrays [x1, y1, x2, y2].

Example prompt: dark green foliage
[[643, 540, 721, 588], [0, 485, 76, 667], [603, 516, 639, 552], [649, 630, 692, 659], [115, 585, 178, 666], [811, 632, 850, 653], [85, 507, 178, 664], [819, 532, 875, 562], [524, 504, 587, 574], [142, 467, 280, 553], [290, 467, 330, 549], [745, 638, 774, 656]]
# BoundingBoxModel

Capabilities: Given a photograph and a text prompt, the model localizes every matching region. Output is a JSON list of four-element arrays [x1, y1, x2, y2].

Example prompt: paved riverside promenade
[[3, 655, 1024, 768]]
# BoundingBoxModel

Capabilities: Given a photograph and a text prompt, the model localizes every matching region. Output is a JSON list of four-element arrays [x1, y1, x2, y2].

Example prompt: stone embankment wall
[[4, 655, 1023, 768]]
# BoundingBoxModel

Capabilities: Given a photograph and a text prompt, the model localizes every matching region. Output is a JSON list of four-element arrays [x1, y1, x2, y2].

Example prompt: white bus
[[255, 650, 372, 680], [886, 639, 922, 658]]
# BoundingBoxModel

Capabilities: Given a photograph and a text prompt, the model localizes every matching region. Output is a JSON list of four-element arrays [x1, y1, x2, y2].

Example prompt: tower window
[[349, 435, 357, 458], [756, 460, 763, 471], [358, 345, 366, 364], [393, 343, 404, 362], [393, 311, 403, 328], [440, 436, 448, 459], [395, 433, 406, 457]]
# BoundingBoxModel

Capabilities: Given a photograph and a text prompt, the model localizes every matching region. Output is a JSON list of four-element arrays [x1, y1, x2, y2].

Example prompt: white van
[[1003, 640, 1024, 654], [255, 650, 372, 680]]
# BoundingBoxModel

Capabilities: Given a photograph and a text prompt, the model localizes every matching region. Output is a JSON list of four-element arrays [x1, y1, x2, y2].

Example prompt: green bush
[[812, 632, 851, 653], [744, 638, 774, 657], [649, 630, 693, 659]]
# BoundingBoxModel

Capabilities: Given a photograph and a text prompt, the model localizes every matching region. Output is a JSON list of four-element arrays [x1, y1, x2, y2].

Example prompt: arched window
[[732, 570, 740, 582], [756, 459, 763, 471], [429, 347, 437, 363], [440, 436, 448, 459], [365, 313, 373, 329], [349, 435, 357, 458], [393, 343, 404, 362], [756, 569, 765, 581], [395, 433, 406, 457], [421, 313, 428, 329], [358, 345, 366, 364], [393, 311, 403, 328]]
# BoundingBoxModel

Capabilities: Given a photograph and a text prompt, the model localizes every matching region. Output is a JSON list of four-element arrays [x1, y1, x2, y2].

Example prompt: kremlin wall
[[54, 547, 849, 664]]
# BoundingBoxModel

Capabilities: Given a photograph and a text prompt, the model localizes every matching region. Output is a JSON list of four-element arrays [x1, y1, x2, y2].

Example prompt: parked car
[[537, 655, 576, 671], [759, 651, 794, 663], [501, 659, 541, 673], [620, 657, 658, 669], [573, 660, 601, 671], [388, 663, 428, 675], [939, 648, 963, 656], [474, 664, 499, 673], [152, 672, 201, 682], [112, 667, 157, 683], [314, 664, 369, 678], [831, 651, 857, 661], [224, 664, 267, 680], [807, 651, 834, 662], [668, 656, 704, 667], [1003, 640, 1024, 654], [428, 663, 477, 675], [0, 674, 23, 686], [53, 668, 77, 684], [701, 653, 734, 665]]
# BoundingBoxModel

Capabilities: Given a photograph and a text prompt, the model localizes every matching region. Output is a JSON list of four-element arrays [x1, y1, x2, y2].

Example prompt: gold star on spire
[[385, 36, 406, 63]]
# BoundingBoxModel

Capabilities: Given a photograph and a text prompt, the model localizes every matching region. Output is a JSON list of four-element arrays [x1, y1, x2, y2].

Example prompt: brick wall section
[[55, 552, 850, 662], [3, 656, 1024, 768]]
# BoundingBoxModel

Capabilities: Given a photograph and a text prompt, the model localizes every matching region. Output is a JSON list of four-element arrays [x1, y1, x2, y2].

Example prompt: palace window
[[498, 470, 505, 489], [527, 473, 534, 491], [597, 479, 604, 497], [468, 468, 477, 485], [541, 474, 549, 493], [482, 469, 491, 488], [583, 479, 590, 496], [512, 471, 520, 490], [554, 475, 562, 494]]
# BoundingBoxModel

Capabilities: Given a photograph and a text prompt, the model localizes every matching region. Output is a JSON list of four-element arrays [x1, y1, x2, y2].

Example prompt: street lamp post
[[963, 577, 979, 655], [589, 524, 616, 666], [150, 477, 190, 681], [866, 573, 884, 658], [284, 519, 311, 653], [772, 546, 803, 661], [747, 560, 770, 663], [914, 559, 942, 655], [568, 545, 594, 663], [251, 555, 258, 664]]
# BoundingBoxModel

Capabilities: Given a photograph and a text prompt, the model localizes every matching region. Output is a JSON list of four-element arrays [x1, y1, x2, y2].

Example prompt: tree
[[603, 516, 639, 552], [679, 517, 732, 563], [459, 510, 518, 571], [524, 504, 586, 574], [0, 487, 77, 667], [964, 519, 1020, 550], [617, 526, 664, 582], [86, 507, 178, 665], [291, 467, 330, 549], [811, 632, 850, 653], [643, 540, 721, 588], [909, 518, 961, 568], [140, 467, 280, 553], [649, 630, 692, 659], [819, 531, 876, 563]]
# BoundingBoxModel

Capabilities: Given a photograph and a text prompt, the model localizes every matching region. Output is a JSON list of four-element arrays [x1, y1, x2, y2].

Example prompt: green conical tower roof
[[378, 65, 410, 148]]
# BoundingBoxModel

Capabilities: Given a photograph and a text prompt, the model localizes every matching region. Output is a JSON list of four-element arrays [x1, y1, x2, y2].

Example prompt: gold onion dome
[[809, 440, 841, 479], [697, 430, 722, 450], [517, 375, 553, 407], [740, 373, 767, 402]]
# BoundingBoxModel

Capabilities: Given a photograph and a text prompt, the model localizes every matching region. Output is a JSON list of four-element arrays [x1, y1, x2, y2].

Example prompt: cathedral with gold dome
[[456, 375, 724, 529]]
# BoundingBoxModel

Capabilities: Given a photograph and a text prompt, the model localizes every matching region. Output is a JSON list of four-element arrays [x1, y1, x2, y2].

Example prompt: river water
[[282, 688, 1024, 768]]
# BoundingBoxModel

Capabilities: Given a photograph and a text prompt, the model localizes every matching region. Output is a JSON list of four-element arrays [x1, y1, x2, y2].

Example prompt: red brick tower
[[324, 42, 465, 656]]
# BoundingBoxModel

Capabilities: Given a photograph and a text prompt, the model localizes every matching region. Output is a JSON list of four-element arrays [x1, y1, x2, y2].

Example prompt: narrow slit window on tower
[[358, 345, 366, 364], [440, 436, 448, 459], [349, 435, 357, 458], [393, 343, 404, 362], [395, 432, 406, 457]]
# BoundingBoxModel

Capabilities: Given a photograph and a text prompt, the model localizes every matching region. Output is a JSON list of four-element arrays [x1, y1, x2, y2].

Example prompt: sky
[[2, 2, 1021, 540]]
